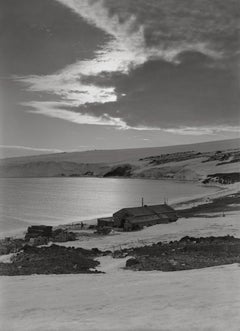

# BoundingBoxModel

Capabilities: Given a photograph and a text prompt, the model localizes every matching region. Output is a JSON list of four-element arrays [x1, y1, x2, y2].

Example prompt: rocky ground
[[1, 191, 240, 275], [0, 244, 105, 275], [177, 191, 240, 217], [0, 227, 78, 255], [1, 191, 239, 276], [2, 234, 240, 275], [123, 235, 240, 271]]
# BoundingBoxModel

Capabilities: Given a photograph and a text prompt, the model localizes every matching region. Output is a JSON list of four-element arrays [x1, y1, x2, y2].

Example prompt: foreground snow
[[1, 262, 240, 331], [1, 210, 240, 330]]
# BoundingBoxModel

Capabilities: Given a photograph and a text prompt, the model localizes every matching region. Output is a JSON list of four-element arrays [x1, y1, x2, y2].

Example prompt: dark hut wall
[[113, 204, 178, 228]]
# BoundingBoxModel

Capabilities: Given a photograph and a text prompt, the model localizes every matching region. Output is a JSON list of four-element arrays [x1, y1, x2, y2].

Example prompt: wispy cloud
[[23, 101, 129, 128], [21, 100, 240, 136], [0, 145, 63, 153], [164, 126, 240, 136], [17, 0, 146, 110], [16, 0, 239, 133], [0, 144, 93, 158]]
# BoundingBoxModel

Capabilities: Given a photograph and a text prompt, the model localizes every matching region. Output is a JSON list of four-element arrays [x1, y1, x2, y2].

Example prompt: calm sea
[[0, 177, 218, 236]]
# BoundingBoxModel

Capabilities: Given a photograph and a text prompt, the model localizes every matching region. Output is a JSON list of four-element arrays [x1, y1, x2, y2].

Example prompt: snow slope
[[1, 263, 240, 331], [0, 138, 239, 178], [2, 138, 239, 165]]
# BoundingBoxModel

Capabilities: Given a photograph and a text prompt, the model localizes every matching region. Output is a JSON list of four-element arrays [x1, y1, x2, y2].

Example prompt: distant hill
[[0, 138, 239, 180], [2, 138, 240, 164]]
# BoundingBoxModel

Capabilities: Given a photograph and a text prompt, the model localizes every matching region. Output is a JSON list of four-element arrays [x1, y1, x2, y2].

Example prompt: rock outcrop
[[124, 236, 240, 271], [0, 244, 101, 275]]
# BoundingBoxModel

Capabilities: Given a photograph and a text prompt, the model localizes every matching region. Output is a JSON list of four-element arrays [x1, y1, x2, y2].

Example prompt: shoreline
[[63, 182, 236, 229], [0, 177, 223, 234], [1, 184, 239, 253], [172, 182, 237, 209], [0, 181, 238, 239]]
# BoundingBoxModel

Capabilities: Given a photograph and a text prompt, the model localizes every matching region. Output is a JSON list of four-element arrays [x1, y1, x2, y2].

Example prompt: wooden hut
[[113, 204, 178, 231]]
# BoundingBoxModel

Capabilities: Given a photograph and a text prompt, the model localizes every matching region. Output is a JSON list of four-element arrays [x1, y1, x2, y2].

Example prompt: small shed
[[97, 217, 114, 228], [113, 204, 178, 231], [25, 225, 53, 240]]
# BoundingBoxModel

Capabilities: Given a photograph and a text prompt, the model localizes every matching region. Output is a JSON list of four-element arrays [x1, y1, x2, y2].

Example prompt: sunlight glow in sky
[[0, 0, 239, 156]]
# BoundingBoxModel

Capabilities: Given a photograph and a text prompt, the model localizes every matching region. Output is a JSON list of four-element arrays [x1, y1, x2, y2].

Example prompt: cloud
[[22, 101, 129, 128], [16, 0, 239, 134], [55, 0, 238, 61], [163, 126, 240, 136], [0, 145, 63, 153], [21, 100, 240, 137], [17, 0, 147, 109], [73, 56, 240, 130]]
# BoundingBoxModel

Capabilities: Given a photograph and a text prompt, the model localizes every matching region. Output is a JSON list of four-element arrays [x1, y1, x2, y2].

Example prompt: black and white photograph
[[0, 0, 240, 330]]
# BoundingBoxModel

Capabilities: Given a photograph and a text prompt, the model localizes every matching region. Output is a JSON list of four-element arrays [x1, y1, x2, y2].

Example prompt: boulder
[[52, 229, 77, 242], [126, 258, 140, 268], [29, 236, 49, 246]]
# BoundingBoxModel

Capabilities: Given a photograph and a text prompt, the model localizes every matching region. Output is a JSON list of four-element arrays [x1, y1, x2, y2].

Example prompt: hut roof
[[115, 204, 176, 217]]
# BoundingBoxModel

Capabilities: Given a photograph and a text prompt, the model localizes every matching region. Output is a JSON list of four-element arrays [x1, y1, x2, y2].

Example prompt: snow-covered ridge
[[0, 138, 239, 180]]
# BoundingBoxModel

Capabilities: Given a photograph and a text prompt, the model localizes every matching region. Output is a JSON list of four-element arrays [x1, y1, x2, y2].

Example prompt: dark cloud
[[76, 52, 240, 129], [0, 0, 108, 75], [3, 0, 239, 137], [103, 0, 240, 57]]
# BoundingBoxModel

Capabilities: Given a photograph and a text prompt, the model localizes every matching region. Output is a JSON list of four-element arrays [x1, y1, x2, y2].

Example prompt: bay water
[[0, 177, 218, 236]]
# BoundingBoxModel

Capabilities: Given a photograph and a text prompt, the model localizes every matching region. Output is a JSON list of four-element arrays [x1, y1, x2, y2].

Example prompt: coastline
[[59, 182, 237, 230], [1, 182, 239, 251], [0, 180, 238, 240], [172, 182, 238, 209], [0, 177, 224, 238]]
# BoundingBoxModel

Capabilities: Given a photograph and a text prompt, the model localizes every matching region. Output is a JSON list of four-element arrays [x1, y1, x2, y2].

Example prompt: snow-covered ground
[[1, 261, 240, 331], [59, 211, 240, 251], [1, 210, 240, 331], [1, 180, 240, 331]]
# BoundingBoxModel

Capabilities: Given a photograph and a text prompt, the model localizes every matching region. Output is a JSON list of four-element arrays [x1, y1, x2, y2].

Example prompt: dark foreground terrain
[[0, 244, 104, 275], [1, 235, 240, 275], [123, 236, 240, 271]]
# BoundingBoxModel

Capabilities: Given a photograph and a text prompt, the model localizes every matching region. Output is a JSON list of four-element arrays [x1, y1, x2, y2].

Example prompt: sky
[[0, 0, 239, 157]]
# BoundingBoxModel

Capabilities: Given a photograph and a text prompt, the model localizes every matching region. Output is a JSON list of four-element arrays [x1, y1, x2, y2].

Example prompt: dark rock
[[126, 258, 140, 268], [96, 227, 112, 235], [202, 172, 240, 185], [52, 229, 77, 242], [123, 236, 240, 272], [0, 238, 25, 255], [103, 164, 132, 177], [29, 236, 49, 246], [92, 248, 101, 254], [0, 244, 101, 276], [102, 250, 112, 256]]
